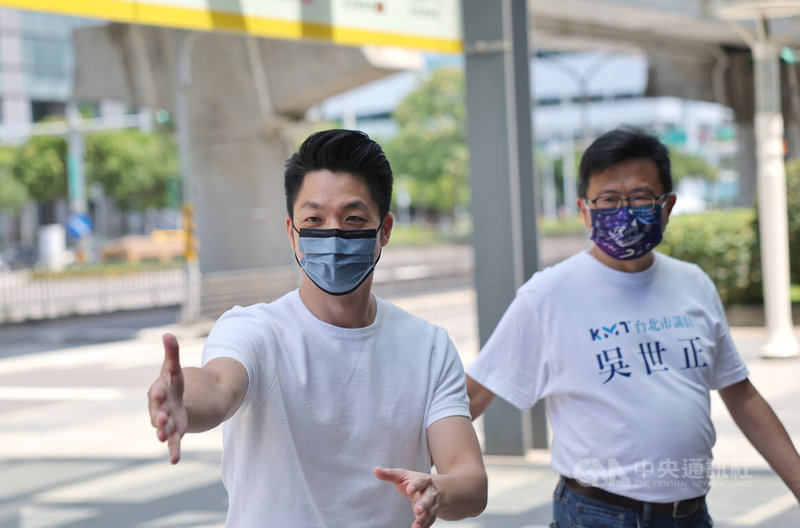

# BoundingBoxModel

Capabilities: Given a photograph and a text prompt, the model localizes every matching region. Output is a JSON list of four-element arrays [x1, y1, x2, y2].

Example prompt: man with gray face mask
[[467, 127, 800, 527], [147, 129, 487, 528]]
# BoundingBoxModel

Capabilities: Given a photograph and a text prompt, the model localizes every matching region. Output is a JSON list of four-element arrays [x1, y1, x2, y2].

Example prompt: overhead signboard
[[0, 0, 462, 53]]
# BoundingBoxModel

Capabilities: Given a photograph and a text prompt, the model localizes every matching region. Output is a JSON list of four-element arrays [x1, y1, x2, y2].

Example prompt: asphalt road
[[0, 307, 180, 359], [1, 289, 799, 527]]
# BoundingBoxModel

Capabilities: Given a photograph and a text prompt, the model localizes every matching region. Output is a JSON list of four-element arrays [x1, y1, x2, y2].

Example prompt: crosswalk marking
[[0, 461, 119, 500], [33, 460, 220, 504], [729, 492, 797, 526], [19, 505, 97, 528], [0, 386, 123, 401], [137, 511, 225, 528]]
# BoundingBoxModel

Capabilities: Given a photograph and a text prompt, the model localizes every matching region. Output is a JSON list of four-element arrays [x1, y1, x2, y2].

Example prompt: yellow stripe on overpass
[[0, 0, 463, 53]]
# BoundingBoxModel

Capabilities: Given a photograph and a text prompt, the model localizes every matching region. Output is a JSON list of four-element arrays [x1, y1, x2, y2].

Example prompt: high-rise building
[[0, 8, 104, 143]]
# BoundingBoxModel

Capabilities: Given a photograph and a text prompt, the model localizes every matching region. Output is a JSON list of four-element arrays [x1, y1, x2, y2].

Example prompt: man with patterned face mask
[[467, 127, 800, 527], [147, 129, 487, 528]]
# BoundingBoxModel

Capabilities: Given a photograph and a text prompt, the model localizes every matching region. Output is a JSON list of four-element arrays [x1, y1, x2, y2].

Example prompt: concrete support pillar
[[463, 0, 546, 455], [752, 37, 799, 358], [736, 121, 758, 207], [186, 33, 295, 275]]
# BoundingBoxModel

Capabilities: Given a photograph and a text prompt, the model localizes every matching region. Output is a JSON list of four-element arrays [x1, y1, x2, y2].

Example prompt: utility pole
[[174, 30, 201, 324]]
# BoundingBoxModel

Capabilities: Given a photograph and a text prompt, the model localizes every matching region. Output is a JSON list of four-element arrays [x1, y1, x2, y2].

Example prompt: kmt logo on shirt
[[589, 321, 631, 341], [590, 313, 696, 341]]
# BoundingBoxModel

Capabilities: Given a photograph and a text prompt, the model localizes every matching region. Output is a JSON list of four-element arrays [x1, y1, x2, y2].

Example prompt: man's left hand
[[374, 467, 439, 528]]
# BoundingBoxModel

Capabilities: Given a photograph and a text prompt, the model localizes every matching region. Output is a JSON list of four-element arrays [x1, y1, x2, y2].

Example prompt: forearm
[[722, 380, 800, 500], [431, 461, 488, 520], [182, 366, 241, 433], [466, 375, 494, 420]]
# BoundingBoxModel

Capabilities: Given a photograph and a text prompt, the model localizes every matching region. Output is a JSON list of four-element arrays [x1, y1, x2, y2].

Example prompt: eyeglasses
[[586, 192, 671, 215]]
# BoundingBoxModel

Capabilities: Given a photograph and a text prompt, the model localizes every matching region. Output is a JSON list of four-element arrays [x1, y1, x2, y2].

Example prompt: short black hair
[[578, 126, 672, 198], [284, 129, 393, 220]]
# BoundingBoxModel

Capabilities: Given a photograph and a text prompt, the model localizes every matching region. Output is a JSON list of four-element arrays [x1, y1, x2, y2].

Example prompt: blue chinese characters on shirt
[[590, 314, 708, 385]]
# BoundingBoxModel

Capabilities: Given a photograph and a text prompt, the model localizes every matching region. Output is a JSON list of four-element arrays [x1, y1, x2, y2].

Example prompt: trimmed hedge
[[659, 208, 762, 305], [660, 159, 800, 306], [787, 160, 800, 285]]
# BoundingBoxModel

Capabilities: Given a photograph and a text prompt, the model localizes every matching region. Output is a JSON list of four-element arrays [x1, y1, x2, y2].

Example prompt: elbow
[[465, 467, 489, 518], [437, 465, 488, 521], [472, 474, 489, 517]]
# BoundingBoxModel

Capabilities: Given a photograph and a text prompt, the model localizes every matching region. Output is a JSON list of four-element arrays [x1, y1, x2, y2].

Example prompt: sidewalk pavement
[[0, 288, 799, 527]]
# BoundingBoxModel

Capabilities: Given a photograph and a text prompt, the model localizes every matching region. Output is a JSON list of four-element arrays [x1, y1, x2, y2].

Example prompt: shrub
[[659, 208, 762, 305], [786, 160, 800, 285]]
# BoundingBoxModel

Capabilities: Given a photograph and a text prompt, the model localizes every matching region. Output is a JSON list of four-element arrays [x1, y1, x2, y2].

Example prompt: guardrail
[[0, 237, 589, 324], [0, 265, 185, 324], [0, 244, 476, 324]]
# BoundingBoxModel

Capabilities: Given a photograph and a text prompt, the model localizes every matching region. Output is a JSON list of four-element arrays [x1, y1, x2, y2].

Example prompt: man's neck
[[298, 279, 377, 328], [588, 245, 655, 273]]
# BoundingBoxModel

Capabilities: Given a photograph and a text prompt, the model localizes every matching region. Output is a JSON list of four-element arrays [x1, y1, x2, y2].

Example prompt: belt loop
[[555, 475, 567, 501], [640, 502, 652, 528]]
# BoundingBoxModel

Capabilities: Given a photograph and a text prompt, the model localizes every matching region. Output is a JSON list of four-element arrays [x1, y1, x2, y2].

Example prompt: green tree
[[85, 130, 179, 212], [383, 67, 468, 220], [13, 135, 67, 203], [668, 149, 717, 184], [0, 146, 27, 212]]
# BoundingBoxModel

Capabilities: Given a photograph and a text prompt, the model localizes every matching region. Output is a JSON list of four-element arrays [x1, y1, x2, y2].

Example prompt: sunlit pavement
[[1, 288, 798, 527]]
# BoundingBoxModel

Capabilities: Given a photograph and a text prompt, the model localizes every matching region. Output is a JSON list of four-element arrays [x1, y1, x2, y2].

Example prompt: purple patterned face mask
[[590, 204, 663, 260]]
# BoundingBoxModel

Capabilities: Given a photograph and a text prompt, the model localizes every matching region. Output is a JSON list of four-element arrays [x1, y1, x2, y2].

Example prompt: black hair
[[284, 129, 393, 220], [578, 126, 672, 198]]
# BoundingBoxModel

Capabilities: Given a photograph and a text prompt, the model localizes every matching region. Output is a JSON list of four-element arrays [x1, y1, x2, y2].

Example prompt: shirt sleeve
[[202, 306, 272, 408], [699, 270, 750, 389], [467, 291, 550, 410], [426, 329, 471, 428]]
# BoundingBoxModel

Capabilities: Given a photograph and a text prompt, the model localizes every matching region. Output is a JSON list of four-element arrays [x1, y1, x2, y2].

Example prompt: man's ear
[[380, 213, 394, 247], [664, 192, 677, 215], [285, 217, 296, 250], [576, 198, 592, 229], [661, 193, 677, 229]]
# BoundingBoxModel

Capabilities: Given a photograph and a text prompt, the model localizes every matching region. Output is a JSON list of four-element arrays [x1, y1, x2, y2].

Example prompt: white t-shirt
[[202, 290, 470, 527], [467, 251, 749, 502]]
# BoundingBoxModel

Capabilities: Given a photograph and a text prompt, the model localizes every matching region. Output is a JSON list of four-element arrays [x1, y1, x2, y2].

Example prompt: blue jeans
[[551, 478, 713, 528]]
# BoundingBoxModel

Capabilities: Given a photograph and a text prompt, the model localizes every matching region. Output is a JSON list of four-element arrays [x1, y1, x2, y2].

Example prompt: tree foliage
[[85, 130, 179, 212], [668, 148, 717, 183], [0, 146, 27, 212], [383, 67, 468, 217], [13, 135, 67, 203]]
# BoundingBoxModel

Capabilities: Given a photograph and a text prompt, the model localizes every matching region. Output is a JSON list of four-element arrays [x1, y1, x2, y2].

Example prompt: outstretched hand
[[147, 333, 188, 464], [375, 467, 440, 528]]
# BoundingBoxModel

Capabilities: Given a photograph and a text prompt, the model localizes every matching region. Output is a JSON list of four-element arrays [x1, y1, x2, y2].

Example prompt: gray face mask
[[293, 224, 382, 296]]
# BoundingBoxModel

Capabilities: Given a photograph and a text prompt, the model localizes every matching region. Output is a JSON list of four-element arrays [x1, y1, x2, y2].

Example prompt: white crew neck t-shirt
[[202, 290, 470, 527], [468, 250, 749, 502]]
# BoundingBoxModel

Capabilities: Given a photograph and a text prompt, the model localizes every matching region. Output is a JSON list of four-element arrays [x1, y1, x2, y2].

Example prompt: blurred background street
[[2, 1, 800, 526]]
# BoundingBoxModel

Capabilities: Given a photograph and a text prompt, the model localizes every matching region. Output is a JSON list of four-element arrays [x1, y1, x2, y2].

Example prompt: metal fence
[[0, 244, 477, 324], [0, 265, 186, 324]]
